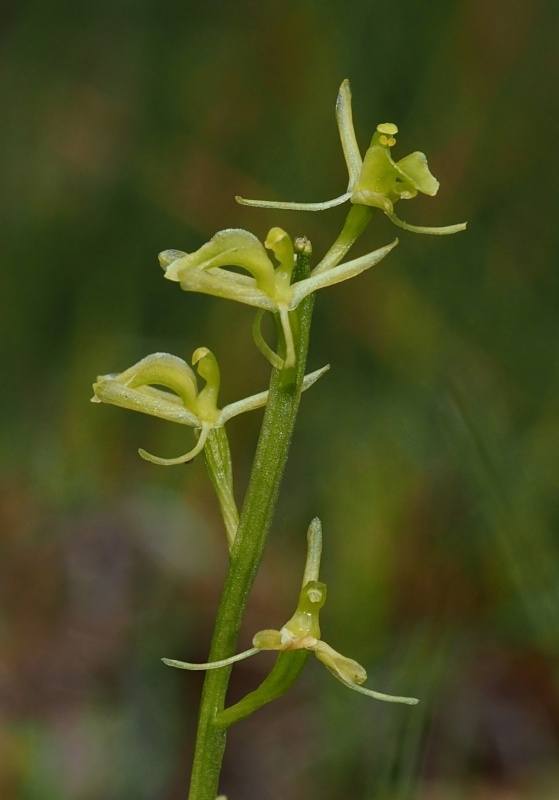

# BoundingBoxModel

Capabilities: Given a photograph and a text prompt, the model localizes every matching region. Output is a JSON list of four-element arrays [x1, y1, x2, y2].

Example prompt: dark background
[[2, 1, 559, 798]]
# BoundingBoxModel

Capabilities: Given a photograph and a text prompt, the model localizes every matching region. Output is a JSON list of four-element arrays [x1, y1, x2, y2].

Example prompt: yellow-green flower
[[92, 348, 328, 465], [237, 80, 466, 236], [159, 227, 397, 368], [163, 518, 418, 706]]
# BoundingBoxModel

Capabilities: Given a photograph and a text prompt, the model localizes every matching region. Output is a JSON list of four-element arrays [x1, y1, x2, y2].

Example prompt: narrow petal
[[335, 79, 363, 190], [235, 193, 351, 211], [289, 239, 398, 307], [162, 647, 260, 671], [385, 209, 467, 235], [139, 424, 210, 466]]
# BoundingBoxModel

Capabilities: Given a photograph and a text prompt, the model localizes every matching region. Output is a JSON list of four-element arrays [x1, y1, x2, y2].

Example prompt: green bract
[[237, 80, 466, 236], [163, 519, 418, 706], [159, 227, 397, 368]]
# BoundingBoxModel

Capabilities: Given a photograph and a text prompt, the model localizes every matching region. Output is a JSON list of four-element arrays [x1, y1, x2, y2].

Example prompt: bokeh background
[[2, 0, 559, 798]]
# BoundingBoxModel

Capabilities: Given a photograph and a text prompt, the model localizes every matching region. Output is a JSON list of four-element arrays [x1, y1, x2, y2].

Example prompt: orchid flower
[[163, 518, 418, 706], [92, 348, 328, 466], [159, 227, 397, 369], [236, 80, 466, 237]]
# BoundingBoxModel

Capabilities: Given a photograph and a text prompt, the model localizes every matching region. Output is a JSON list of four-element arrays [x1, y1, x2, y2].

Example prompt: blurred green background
[[2, 0, 559, 798]]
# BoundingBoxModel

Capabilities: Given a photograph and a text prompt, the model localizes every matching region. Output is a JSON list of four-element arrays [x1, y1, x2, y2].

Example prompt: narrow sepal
[[289, 239, 399, 307], [385, 210, 467, 235], [162, 647, 260, 671], [235, 193, 351, 211], [336, 80, 363, 190]]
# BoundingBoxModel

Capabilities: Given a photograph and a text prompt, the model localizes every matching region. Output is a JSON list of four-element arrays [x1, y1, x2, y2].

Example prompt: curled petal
[[395, 151, 439, 196], [94, 352, 199, 412], [92, 352, 203, 426], [265, 227, 295, 297], [265, 227, 294, 274], [139, 423, 211, 466], [192, 347, 220, 423], [161, 229, 278, 299], [353, 147, 438, 205]]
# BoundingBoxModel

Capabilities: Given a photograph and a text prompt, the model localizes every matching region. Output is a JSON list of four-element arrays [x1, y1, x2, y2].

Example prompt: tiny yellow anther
[[379, 134, 397, 147]]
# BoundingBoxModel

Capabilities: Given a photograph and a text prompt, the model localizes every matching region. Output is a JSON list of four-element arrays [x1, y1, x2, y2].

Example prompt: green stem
[[312, 204, 373, 274], [217, 650, 310, 727], [187, 250, 315, 800]]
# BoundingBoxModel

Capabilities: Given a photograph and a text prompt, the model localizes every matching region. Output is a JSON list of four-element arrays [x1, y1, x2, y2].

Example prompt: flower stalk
[[91, 78, 466, 800], [186, 244, 316, 800]]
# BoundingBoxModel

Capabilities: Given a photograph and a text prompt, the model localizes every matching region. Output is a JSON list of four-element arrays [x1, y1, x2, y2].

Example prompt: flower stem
[[187, 249, 315, 800], [312, 204, 373, 274]]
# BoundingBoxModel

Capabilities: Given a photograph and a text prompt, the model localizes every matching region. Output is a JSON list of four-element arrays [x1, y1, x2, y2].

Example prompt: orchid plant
[[92, 80, 466, 800]]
